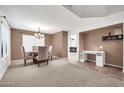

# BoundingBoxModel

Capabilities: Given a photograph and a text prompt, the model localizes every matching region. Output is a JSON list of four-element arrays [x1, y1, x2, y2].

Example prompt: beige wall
[[52, 31, 68, 58], [11, 28, 52, 60], [11, 29, 68, 60], [45, 34, 53, 46], [79, 23, 123, 66]]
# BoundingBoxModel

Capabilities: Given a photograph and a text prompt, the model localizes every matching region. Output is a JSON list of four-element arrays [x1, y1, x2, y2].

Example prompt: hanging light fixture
[[34, 27, 45, 39]]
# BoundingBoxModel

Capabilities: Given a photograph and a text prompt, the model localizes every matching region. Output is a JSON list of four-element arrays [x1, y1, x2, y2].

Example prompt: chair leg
[[47, 60, 48, 65], [48, 56, 50, 60], [33, 58, 37, 64], [38, 61, 40, 67], [24, 60, 26, 66], [51, 56, 52, 60], [33, 58, 35, 64]]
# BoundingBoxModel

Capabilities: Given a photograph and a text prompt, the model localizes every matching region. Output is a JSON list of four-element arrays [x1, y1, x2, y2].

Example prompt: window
[[22, 35, 45, 52]]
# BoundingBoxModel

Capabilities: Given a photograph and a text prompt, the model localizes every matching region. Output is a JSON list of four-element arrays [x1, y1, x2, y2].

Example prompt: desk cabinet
[[79, 50, 105, 67]]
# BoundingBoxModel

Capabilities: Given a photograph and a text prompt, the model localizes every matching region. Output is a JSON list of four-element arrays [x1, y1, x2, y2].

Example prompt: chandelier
[[34, 27, 45, 39]]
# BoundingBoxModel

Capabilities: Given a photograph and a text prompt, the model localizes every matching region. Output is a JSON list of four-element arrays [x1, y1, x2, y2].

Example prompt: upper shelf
[[102, 34, 123, 41]]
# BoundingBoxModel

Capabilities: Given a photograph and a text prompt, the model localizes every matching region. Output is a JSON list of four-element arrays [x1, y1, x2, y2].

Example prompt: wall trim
[[87, 59, 96, 63], [0, 65, 8, 80], [0, 62, 10, 80], [73, 12, 124, 33], [105, 63, 123, 69], [11, 59, 23, 62]]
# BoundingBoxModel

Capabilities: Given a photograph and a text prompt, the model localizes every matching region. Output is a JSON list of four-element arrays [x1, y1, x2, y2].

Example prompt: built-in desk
[[79, 50, 105, 67]]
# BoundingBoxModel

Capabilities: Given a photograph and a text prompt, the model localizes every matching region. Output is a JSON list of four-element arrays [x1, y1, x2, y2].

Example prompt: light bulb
[[99, 46, 103, 51], [99, 46, 103, 49]]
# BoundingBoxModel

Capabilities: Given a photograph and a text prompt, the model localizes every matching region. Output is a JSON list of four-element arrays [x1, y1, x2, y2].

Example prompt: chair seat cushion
[[26, 56, 33, 60]]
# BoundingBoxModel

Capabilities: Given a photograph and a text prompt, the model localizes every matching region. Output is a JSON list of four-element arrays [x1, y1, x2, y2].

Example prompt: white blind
[[22, 35, 45, 52]]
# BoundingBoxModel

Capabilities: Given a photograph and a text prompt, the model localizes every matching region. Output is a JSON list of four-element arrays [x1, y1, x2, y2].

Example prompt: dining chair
[[48, 46, 53, 60], [21, 46, 33, 66], [32, 46, 38, 52], [36, 46, 49, 67]]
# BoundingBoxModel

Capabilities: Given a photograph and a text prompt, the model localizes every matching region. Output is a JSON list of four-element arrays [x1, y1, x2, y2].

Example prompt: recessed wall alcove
[[79, 23, 123, 67]]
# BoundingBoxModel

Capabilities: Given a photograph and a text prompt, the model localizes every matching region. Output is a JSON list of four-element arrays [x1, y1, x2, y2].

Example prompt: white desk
[[79, 50, 105, 67]]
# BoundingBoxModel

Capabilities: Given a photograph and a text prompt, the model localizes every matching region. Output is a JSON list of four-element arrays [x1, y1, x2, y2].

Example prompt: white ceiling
[[0, 5, 124, 34], [64, 5, 124, 18]]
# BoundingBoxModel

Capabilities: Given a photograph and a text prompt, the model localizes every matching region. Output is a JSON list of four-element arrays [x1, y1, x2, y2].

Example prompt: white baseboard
[[11, 59, 23, 62], [105, 63, 122, 68], [0, 65, 8, 80], [0, 62, 10, 80], [122, 68, 124, 73], [87, 59, 96, 63]]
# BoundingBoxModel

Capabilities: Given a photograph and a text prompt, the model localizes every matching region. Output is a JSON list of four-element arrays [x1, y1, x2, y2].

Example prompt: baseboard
[[0, 66, 7, 80], [87, 59, 96, 62], [11, 59, 23, 62], [0, 62, 10, 80], [122, 67, 124, 73], [105, 63, 122, 68]]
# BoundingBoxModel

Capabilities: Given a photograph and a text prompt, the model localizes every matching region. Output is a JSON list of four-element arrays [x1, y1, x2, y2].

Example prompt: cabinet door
[[96, 53, 104, 67], [79, 51, 87, 62]]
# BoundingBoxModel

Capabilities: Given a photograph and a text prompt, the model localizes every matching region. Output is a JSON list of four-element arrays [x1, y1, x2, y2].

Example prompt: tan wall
[[62, 31, 68, 57], [79, 23, 123, 66], [45, 34, 53, 46], [52, 31, 68, 58], [11, 29, 68, 60], [11, 28, 52, 60]]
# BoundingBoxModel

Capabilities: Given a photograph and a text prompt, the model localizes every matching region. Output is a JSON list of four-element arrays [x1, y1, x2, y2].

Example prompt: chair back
[[38, 46, 49, 61], [32, 46, 38, 52], [21, 46, 26, 59], [48, 46, 53, 56]]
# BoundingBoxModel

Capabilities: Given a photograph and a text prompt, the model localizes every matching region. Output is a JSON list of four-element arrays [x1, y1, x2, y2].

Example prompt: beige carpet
[[0, 58, 124, 87]]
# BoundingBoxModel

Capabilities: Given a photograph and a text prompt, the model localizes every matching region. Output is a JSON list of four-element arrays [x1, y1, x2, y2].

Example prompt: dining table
[[29, 51, 38, 64]]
